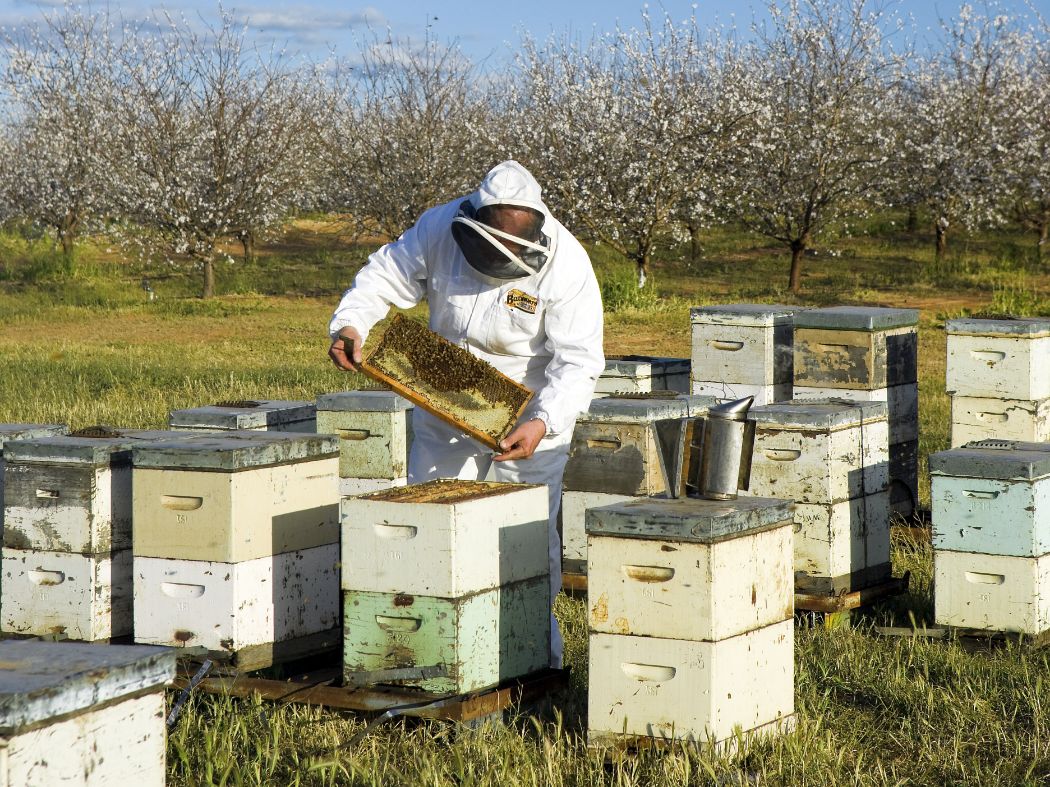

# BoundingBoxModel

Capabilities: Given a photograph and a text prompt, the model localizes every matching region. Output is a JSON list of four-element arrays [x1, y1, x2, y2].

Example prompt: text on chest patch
[[506, 289, 539, 314]]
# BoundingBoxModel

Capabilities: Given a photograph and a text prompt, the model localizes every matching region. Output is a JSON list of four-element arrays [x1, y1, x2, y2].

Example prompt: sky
[[1, 0, 1047, 64]]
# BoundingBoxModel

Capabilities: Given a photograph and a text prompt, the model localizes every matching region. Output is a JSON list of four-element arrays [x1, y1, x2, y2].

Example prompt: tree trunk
[[906, 206, 919, 233], [59, 230, 74, 258], [637, 249, 650, 288], [935, 221, 948, 262], [789, 241, 805, 294], [1038, 220, 1048, 264], [688, 223, 702, 265], [203, 256, 215, 299], [240, 230, 255, 263]]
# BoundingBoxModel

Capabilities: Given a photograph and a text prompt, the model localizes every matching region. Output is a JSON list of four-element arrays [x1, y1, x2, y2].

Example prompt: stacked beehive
[[1, 429, 178, 640], [0, 423, 67, 532], [792, 306, 919, 515], [559, 394, 716, 574], [930, 441, 1050, 635], [0, 640, 174, 786], [315, 390, 414, 497], [586, 497, 795, 748], [945, 318, 1050, 446], [594, 356, 690, 396], [132, 431, 341, 664], [745, 400, 891, 594], [340, 480, 550, 693], [690, 304, 801, 405], [168, 399, 317, 432]]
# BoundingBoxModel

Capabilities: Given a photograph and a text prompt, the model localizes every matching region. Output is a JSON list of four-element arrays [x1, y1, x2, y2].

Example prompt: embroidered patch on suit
[[506, 289, 539, 314]]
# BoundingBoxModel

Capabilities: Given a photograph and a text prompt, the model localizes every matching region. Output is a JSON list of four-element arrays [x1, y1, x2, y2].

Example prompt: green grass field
[[1, 219, 1048, 785]]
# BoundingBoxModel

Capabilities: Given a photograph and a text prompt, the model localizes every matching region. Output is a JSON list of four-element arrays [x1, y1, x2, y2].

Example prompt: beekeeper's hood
[[451, 160, 557, 281]]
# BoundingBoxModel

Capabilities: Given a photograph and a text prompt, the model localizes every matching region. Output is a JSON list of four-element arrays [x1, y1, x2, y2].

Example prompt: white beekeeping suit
[[329, 160, 605, 667]]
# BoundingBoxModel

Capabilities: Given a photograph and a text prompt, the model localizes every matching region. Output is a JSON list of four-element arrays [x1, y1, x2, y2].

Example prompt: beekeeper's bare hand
[[494, 419, 547, 461], [329, 327, 363, 372]]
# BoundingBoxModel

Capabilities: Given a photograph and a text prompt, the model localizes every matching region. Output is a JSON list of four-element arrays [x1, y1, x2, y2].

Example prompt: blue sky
[[2, 0, 1047, 63]]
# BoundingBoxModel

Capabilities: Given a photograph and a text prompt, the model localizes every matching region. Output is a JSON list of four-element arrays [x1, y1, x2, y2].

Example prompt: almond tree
[[1006, 32, 1050, 260]]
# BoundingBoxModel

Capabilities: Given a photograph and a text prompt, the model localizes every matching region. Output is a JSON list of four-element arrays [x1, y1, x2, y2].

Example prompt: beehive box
[[889, 439, 919, 515], [342, 575, 549, 694], [561, 490, 638, 570], [168, 399, 317, 432], [360, 314, 532, 451], [594, 356, 690, 396], [588, 619, 794, 746], [950, 395, 1050, 447], [316, 390, 414, 479], [585, 497, 794, 641], [340, 476, 407, 498], [133, 543, 340, 652], [946, 318, 1050, 401], [340, 480, 548, 596], [690, 381, 790, 406], [562, 395, 716, 496], [0, 423, 67, 531], [1, 548, 132, 640], [690, 304, 799, 391], [0, 640, 173, 787], [794, 307, 918, 390], [746, 400, 890, 504], [793, 383, 919, 444], [131, 432, 339, 563], [793, 491, 891, 593], [930, 441, 1050, 556], [934, 550, 1050, 634]]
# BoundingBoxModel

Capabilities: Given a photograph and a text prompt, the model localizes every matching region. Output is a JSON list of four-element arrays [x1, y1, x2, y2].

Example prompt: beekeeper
[[328, 160, 605, 667]]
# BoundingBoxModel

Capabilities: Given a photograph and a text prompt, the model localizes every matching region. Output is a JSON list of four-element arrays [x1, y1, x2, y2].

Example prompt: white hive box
[[690, 380, 789, 406], [168, 399, 316, 432], [0, 424, 67, 533], [0, 640, 173, 787], [746, 400, 890, 504], [340, 476, 407, 497], [794, 307, 918, 390], [1, 547, 132, 640], [562, 395, 716, 496], [793, 383, 919, 444], [133, 542, 340, 653], [595, 356, 690, 396], [341, 480, 548, 596], [585, 497, 794, 641], [950, 395, 1050, 447], [316, 390, 413, 479], [689, 303, 800, 394], [934, 549, 1050, 634], [793, 491, 891, 593], [946, 318, 1050, 401], [132, 431, 339, 563], [561, 490, 637, 571], [930, 441, 1050, 557], [588, 620, 794, 747]]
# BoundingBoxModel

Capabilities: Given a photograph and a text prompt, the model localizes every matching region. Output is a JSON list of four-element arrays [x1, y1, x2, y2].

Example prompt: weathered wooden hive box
[[585, 497, 794, 747], [0, 639, 174, 787], [168, 399, 317, 433], [0, 424, 67, 532], [930, 441, 1050, 634], [1, 429, 183, 641], [950, 395, 1050, 447], [689, 303, 800, 405], [341, 480, 550, 694], [315, 390, 414, 496], [594, 356, 690, 396], [946, 318, 1050, 401], [131, 432, 341, 659], [745, 400, 891, 593]]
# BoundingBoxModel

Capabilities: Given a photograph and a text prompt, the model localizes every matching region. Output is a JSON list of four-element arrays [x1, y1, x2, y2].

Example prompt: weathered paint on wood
[[690, 318, 794, 388], [793, 383, 919, 444], [794, 325, 917, 390], [690, 381, 791, 405], [587, 620, 794, 745], [132, 458, 338, 562], [341, 576, 550, 694], [595, 357, 691, 396], [584, 496, 794, 543], [316, 409, 413, 479], [1, 548, 132, 640], [932, 474, 1050, 557], [133, 543, 340, 651], [340, 483, 549, 596], [561, 490, 638, 565], [168, 400, 316, 431], [586, 524, 793, 641], [339, 476, 407, 498], [889, 439, 919, 516], [563, 421, 667, 496], [0, 424, 67, 536], [793, 491, 891, 590], [950, 395, 1050, 447], [131, 431, 338, 472], [934, 549, 1050, 634], [946, 332, 1050, 400]]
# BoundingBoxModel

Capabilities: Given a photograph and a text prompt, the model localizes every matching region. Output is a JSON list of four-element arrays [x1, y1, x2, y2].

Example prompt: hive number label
[[640, 587, 655, 599], [644, 684, 660, 696], [388, 551, 402, 561], [176, 514, 187, 524]]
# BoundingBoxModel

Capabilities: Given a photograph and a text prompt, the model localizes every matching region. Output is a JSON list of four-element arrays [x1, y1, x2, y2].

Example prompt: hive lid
[[316, 390, 414, 413], [132, 430, 338, 470], [585, 496, 794, 542], [584, 394, 717, 422], [0, 640, 174, 733], [3, 429, 188, 465], [0, 423, 67, 453], [169, 399, 316, 429], [689, 303, 801, 327], [602, 355, 690, 376], [929, 440, 1050, 480], [945, 317, 1050, 338], [795, 306, 918, 331], [748, 399, 888, 429], [357, 478, 540, 504]]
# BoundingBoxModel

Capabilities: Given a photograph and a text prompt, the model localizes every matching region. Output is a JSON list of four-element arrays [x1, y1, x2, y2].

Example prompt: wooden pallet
[[795, 572, 910, 615], [875, 624, 1050, 650], [169, 628, 342, 674], [561, 570, 587, 594]]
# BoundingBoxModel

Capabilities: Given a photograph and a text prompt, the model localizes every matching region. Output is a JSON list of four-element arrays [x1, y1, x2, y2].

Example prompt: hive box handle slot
[[976, 412, 1008, 423], [963, 490, 999, 500], [28, 569, 65, 586], [970, 350, 1006, 362], [373, 524, 418, 540], [620, 663, 676, 682], [35, 489, 59, 499], [338, 429, 371, 441], [161, 495, 204, 511], [964, 572, 1005, 585], [818, 344, 849, 352], [161, 582, 206, 598], [764, 448, 801, 462], [709, 340, 744, 352], [621, 565, 675, 583], [587, 438, 621, 450], [376, 616, 422, 632]]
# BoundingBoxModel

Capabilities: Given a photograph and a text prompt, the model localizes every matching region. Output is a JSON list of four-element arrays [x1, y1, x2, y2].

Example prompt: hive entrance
[[69, 426, 123, 438], [214, 400, 262, 408], [608, 390, 679, 399]]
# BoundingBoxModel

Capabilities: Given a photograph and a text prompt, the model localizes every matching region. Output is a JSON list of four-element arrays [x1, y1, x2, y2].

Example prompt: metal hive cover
[[584, 394, 716, 423], [945, 317, 1050, 337], [795, 306, 919, 331], [316, 390, 414, 413], [169, 399, 316, 429], [689, 303, 801, 327], [584, 496, 794, 543], [748, 399, 888, 429], [0, 423, 67, 453], [132, 430, 338, 470], [360, 314, 533, 451], [929, 441, 1050, 480], [359, 478, 538, 504], [3, 429, 190, 466]]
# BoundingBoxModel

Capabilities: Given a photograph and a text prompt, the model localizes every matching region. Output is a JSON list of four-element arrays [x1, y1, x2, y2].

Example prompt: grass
[[1, 217, 1049, 784]]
